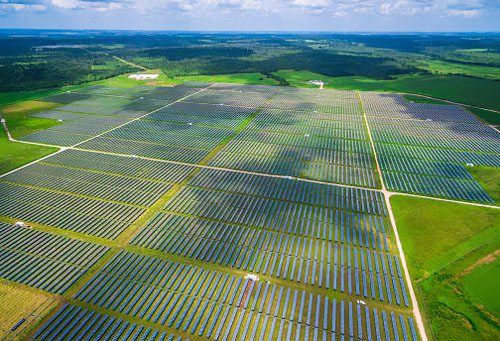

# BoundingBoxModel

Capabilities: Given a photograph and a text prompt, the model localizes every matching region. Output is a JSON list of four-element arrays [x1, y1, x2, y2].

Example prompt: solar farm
[[0, 81, 498, 340]]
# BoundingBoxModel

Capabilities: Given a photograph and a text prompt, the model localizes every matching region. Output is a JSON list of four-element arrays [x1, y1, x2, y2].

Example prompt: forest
[[0, 31, 499, 102]]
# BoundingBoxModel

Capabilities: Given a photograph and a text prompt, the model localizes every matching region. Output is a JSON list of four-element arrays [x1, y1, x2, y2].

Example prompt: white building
[[128, 73, 159, 80]]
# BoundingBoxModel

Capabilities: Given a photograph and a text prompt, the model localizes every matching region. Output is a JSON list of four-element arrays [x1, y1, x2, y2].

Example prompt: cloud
[[52, 0, 78, 9], [292, 0, 331, 8], [51, 0, 122, 11], [446, 8, 481, 17], [0, 3, 45, 10], [2, 0, 493, 22], [0, 0, 46, 11]]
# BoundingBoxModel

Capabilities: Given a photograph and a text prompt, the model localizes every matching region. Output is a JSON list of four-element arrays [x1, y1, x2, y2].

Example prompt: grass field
[[1, 101, 62, 138], [460, 256, 500, 316], [0, 129, 58, 175], [416, 59, 500, 81], [0, 281, 58, 340], [392, 195, 500, 340]]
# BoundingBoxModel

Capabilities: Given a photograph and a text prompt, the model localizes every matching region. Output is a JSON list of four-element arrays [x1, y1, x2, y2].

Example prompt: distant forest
[[0, 31, 499, 92]]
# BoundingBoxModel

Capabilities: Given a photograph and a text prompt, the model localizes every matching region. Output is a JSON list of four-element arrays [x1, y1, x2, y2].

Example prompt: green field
[[0, 129, 58, 175], [392, 195, 500, 340], [460, 257, 500, 316], [1, 101, 62, 138], [416, 59, 500, 80]]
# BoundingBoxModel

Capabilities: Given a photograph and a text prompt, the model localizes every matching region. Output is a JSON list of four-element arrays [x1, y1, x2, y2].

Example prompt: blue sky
[[0, 0, 499, 31]]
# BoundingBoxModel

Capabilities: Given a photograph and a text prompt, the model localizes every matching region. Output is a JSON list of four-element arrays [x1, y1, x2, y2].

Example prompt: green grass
[[96, 70, 281, 88], [162, 72, 280, 86], [460, 257, 500, 316], [0, 89, 64, 108], [416, 59, 500, 80], [465, 106, 500, 126], [468, 166, 500, 205], [1, 100, 62, 138], [273, 70, 500, 111], [0, 129, 58, 175], [392, 195, 500, 340]]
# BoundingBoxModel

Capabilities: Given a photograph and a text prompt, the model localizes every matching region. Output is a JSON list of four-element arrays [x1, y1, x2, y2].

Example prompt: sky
[[0, 0, 499, 32]]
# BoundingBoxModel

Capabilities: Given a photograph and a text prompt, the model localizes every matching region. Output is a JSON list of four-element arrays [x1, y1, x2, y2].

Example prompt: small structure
[[426, 118, 433, 122], [188, 122, 193, 126], [308, 80, 325, 89], [245, 274, 259, 281], [304, 134, 310, 138], [15, 221, 26, 228], [128, 73, 159, 80], [466, 163, 474, 167]]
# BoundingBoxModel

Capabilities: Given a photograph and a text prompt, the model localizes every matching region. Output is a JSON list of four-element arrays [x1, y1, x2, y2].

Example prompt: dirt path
[[358, 91, 429, 341], [112, 56, 148, 71], [458, 249, 500, 278]]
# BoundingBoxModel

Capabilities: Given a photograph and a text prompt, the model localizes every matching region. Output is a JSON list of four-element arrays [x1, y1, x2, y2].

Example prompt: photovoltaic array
[[2, 81, 497, 340], [361, 93, 498, 202]]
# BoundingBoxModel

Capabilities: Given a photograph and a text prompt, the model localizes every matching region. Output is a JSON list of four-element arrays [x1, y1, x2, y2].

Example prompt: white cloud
[[2, 0, 488, 20], [52, 0, 79, 9], [446, 8, 481, 18], [292, 0, 331, 8], [0, 2, 46, 11], [51, 0, 122, 11]]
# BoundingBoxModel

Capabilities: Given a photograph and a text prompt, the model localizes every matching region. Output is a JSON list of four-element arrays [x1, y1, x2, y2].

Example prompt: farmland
[[0, 78, 497, 341]]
